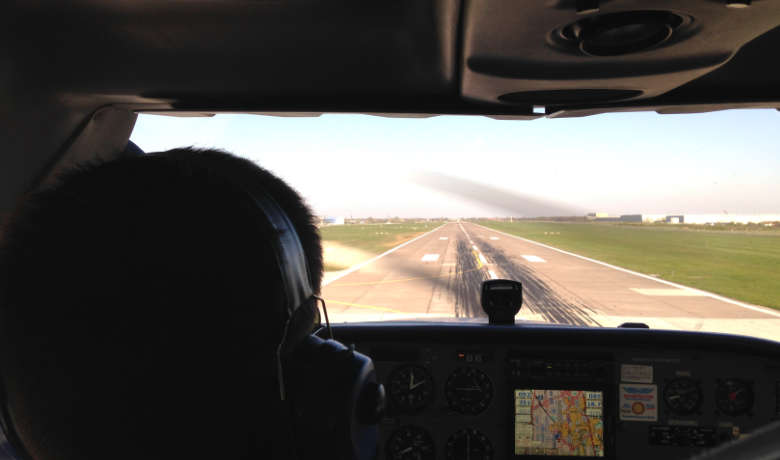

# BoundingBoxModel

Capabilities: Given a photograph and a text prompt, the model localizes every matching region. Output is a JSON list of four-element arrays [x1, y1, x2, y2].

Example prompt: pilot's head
[[0, 148, 324, 459]]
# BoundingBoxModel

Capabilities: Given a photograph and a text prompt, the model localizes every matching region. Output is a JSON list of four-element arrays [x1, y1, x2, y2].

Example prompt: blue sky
[[130, 109, 780, 218]]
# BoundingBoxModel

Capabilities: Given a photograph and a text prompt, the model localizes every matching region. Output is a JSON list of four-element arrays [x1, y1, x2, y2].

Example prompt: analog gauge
[[387, 365, 434, 412], [445, 367, 494, 414], [386, 426, 435, 460], [663, 378, 702, 415], [716, 379, 754, 416], [446, 428, 493, 460]]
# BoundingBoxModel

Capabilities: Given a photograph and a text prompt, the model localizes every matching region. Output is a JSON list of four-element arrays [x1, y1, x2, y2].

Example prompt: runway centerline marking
[[421, 254, 440, 262], [472, 250, 484, 269], [472, 222, 780, 319], [439, 237, 449, 240], [488, 270, 498, 279], [521, 255, 546, 263], [460, 221, 492, 277], [490, 236, 499, 240]]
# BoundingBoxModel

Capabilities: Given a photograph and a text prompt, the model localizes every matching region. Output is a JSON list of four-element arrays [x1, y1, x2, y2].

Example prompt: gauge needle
[[399, 447, 413, 455], [410, 379, 427, 390]]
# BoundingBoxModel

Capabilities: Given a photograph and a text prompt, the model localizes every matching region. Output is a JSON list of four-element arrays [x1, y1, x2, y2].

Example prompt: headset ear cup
[[287, 336, 381, 460]]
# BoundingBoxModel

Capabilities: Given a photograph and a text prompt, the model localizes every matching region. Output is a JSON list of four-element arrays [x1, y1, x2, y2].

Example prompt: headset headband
[[202, 160, 318, 402], [237, 180, 314, 320]]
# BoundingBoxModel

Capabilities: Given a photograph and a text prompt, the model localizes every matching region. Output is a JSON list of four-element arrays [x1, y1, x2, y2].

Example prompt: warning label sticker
[[619, 384, 658, 422], [621, 364, 653, 383]]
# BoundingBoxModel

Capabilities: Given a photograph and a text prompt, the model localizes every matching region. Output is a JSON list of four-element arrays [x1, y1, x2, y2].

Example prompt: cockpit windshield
[[130, 111, 780, 342]]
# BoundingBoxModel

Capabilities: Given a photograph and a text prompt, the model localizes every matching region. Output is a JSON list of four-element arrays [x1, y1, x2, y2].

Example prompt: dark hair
[[0, 148, 322, 459]]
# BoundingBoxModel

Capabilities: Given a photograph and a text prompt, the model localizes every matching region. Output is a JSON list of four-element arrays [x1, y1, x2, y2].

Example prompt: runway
[[322, 222, 780, 341]]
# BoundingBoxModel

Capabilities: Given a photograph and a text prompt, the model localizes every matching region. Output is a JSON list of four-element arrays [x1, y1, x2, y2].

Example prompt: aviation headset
[[0, 151, 384, 460]]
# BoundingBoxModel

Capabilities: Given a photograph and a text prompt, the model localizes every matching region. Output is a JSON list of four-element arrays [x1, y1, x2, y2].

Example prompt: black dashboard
[[333, 322, 780, 460]]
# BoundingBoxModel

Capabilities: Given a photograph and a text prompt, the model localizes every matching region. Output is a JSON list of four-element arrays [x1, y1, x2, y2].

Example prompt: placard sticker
[[621, 364, 653, 383], [619, 384, 658, 421]]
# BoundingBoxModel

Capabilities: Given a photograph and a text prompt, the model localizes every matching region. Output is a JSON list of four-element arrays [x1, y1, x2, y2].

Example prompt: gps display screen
[[514, 389, 605, 457]]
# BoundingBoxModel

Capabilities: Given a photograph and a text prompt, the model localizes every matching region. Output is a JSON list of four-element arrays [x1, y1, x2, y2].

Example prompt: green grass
[[476, 220, 780, 310], [320, 222, 443, 271]]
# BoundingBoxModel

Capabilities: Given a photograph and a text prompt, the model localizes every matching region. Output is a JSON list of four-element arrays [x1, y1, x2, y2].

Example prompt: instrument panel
[[333, 323, 780, 460]]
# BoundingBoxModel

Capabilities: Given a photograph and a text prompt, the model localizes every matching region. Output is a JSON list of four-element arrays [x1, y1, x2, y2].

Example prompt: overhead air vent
[[556, 11, 689, 56]]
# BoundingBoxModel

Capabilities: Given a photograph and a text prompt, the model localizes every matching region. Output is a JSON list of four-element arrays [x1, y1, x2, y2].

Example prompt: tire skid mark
[[475, 236, 601, 327], [455, 239, 488, 318]]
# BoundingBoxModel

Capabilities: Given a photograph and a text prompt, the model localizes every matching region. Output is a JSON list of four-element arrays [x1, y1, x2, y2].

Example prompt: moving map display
[[515, 389, 604, 457]]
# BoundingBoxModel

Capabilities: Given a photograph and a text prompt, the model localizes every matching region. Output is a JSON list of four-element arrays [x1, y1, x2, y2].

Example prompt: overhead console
[[332, 323, 780, 460], [461, 0, 780, 111]]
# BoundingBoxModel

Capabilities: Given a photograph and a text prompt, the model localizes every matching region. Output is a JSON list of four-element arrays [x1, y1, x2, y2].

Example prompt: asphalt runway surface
[[322, 222, 780, 341]]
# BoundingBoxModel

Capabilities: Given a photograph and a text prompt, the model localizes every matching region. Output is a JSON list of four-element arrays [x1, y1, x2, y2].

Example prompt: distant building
[[665, 215, 685, 224], [680, 214, 780, 225], [642, 214, 667, 223], [586, 212, 611, 221], [588, 212, 780, 225], [322, 216, 345, 225]]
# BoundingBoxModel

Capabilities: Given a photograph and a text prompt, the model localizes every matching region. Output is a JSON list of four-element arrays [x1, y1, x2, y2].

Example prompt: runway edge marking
[[323, 224, 447, 287], [471, 223, 780, 319]]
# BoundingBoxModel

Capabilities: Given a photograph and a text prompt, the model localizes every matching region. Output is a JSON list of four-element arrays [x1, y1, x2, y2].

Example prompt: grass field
[[477, 220, 780, 310], [319, 222, 442, 271]]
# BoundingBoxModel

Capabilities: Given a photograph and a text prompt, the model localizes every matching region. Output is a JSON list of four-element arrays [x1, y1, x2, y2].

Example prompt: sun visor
[[6, 1, 460, 108]]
